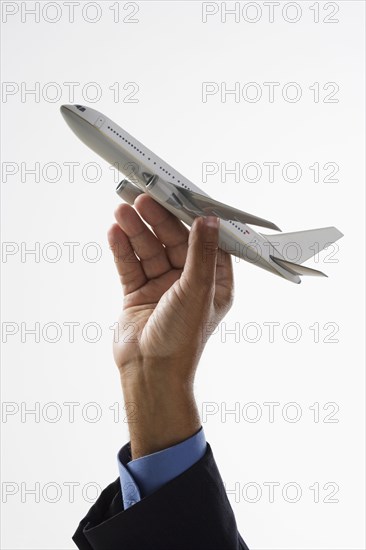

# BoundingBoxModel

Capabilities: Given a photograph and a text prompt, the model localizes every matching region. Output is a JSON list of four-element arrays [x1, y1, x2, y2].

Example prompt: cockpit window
[[75, 105, 86, 112]]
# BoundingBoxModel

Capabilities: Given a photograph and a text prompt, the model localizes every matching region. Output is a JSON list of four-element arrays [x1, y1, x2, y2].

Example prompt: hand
[[107, 194, 234, 458]]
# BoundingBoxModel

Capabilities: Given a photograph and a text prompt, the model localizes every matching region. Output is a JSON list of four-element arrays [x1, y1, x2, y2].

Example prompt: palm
[[108, 195, 233, 368]]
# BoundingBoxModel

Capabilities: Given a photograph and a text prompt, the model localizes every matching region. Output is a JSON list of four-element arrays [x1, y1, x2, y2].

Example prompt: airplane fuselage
[[60, 105, 301, 283]]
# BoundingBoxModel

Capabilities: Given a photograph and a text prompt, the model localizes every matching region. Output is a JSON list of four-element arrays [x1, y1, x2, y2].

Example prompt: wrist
[[118, 353, 198, 391], [119, 362, 200, 459]]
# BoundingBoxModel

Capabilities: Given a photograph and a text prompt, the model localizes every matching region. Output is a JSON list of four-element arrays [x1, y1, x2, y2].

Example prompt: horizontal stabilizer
[[270, 255, 327, 277], [261, 227, 343, 263]]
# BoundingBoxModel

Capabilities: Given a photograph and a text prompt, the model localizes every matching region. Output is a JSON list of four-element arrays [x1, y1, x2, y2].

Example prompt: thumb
[[181, 216, 220, 299]]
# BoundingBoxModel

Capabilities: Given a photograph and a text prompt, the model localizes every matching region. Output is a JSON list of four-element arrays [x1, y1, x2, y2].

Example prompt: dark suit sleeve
[[73, 443, 250, 550]]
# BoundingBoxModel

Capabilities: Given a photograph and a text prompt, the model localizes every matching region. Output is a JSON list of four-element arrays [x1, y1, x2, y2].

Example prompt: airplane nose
[[60, 104, 73, 116]]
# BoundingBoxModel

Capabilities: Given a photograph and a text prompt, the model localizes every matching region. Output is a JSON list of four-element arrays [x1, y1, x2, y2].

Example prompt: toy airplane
[[60, 104, 343, 284]]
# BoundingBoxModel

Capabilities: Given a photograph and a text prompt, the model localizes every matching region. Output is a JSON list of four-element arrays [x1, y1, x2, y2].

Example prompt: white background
[[1, 1, 365, 549]]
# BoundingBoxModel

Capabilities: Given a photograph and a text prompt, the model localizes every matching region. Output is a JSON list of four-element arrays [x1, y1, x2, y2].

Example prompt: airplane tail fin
[[261, 226, 343, 264]]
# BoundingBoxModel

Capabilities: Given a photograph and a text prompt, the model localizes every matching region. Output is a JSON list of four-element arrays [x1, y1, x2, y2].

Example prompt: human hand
[[108, 194, 233, 377]]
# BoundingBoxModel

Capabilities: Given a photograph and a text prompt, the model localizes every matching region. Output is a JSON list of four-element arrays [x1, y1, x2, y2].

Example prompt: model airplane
[[60, 104, 343, 284]]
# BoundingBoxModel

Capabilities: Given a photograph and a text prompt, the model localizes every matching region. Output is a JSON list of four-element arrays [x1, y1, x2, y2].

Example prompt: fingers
[[107, 223, 147, 295], [181, 216, 219, 300], [215, 242, 234, 290], [114, 203, 172, 279], [214, 247, 234, 312], [134, 194, 189, 269]]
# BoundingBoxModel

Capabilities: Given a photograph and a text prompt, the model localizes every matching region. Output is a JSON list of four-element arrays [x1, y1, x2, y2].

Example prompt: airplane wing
[[169, 182, 281, 232]]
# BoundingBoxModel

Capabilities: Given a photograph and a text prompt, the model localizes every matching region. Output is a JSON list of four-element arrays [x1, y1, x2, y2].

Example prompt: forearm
[[120, 360, 201, 460]]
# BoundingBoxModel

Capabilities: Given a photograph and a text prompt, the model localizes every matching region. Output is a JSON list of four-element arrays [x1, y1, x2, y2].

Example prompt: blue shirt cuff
[[117, 427, 206, 509]]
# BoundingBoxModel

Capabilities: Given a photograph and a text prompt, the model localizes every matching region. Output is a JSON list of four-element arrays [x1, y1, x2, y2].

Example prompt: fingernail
[[204, 216, 219, 228]]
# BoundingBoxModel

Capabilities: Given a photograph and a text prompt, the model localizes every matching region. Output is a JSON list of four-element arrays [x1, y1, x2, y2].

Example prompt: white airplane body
[[60, 104, 343, 284]]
